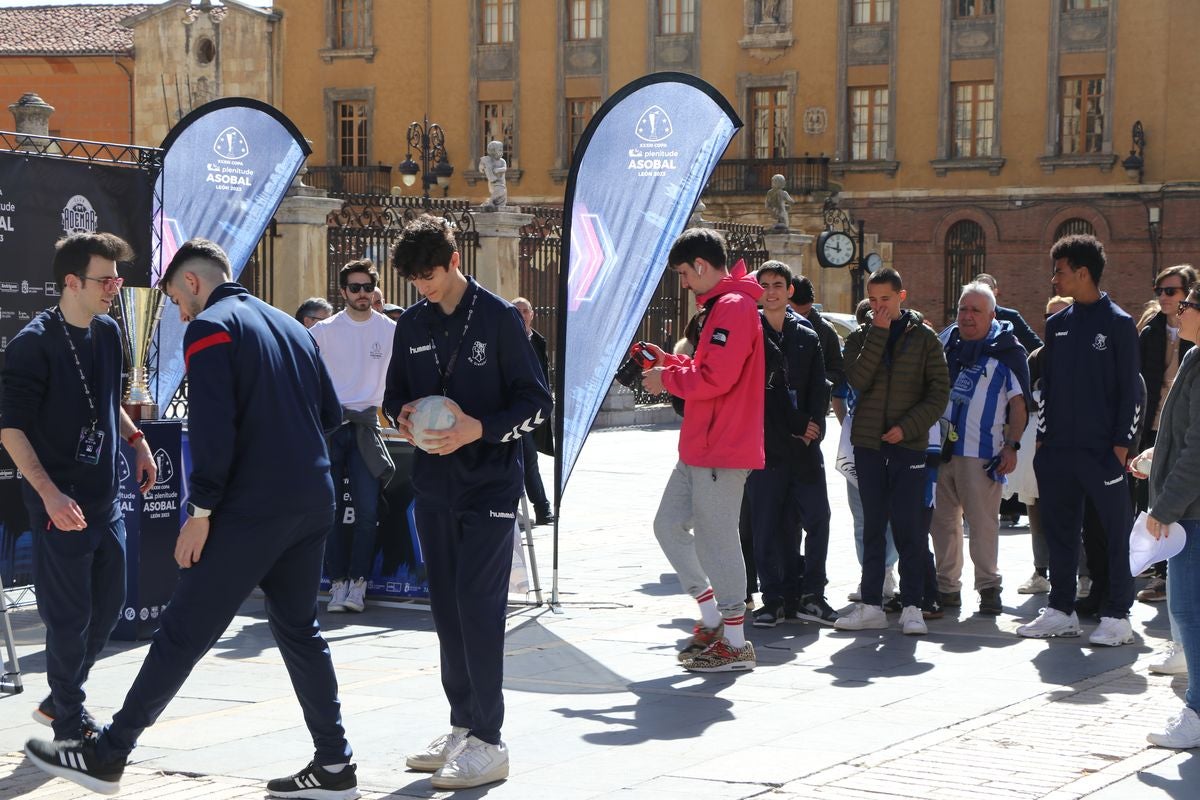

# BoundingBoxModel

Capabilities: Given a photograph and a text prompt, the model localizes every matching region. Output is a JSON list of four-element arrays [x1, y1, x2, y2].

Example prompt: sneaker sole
[[430, 764, 509, 789], [902, 626, 928, 636], [1149, 665, 1189, 676], [32, 708, 53, 727], [405, 755, 444, 772], [683, 660, 756, 673], [1089, 636, 1134, 647], [267, 786, 360, 800], [24, 743, 121, 796], [751, 618, 778, 628], [327, 604, 347, 613], [793, 612, 839, 627], [1147, 732, 1200, 749], [342, 604, 365, 613], [1016, 627, 1081, 639]]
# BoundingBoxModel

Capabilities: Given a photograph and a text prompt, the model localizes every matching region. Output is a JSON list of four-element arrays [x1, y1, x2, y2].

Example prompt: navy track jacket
[[1037, 293, 1141, 450], [182, 283, 341, 516], [382, 277, 552, 508]]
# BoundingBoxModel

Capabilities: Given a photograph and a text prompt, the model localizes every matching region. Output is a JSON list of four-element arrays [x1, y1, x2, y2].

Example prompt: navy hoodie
[[182, 283, 341, 516], [760, 309, 828, 478], [382, 277, 552, 508], [1037, 293, 1141, 450], [0, 309, 123, 521]]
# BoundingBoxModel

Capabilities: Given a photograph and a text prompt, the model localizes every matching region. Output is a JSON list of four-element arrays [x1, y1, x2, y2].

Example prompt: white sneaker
[[883, 567, 897, 599], [1076, 576, 1092, 599], [1017, 572, 1051, 594], [343, 578, 367, 613], [900, 605, 927, 635], [327, 580, 349, 613], [847, 584, 862, 602], [1089, 616, 1134, 647], [405, 727, 468, 772], [1149, 642, 1189, 675], [1016, 607, 1081, 639], [833, 603, 887, 631], [1148, 706, 1200, 749], [430, 736, 509, 789]]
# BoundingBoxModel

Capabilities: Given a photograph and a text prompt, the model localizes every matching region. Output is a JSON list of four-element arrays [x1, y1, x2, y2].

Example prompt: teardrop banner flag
[[551, 73, 741, 598], [150, 98, 310, 406]]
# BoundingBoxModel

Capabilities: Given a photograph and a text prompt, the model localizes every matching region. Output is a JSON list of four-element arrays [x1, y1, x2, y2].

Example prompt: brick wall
[[0, 56, 134, 144]]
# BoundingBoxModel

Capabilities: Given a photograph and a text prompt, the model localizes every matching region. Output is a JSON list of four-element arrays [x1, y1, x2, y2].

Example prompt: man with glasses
[[295, 296, 333, 328], [1, 233, 157, 741], [310, 260, 396, 613]]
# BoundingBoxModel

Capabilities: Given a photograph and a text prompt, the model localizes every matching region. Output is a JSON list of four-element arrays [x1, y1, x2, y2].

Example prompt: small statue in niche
[[478, 140, 508, 211], [765, 173, 793, 231], [760, 0, 781, 24]]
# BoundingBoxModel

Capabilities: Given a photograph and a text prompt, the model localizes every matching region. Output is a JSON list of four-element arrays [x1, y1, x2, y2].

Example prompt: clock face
[[865, 252, 883, 274], [822, 232, 855, 266]]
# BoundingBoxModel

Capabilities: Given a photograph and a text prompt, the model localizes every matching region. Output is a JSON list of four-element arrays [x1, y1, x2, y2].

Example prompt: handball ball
[[409, 395, 459, 452]]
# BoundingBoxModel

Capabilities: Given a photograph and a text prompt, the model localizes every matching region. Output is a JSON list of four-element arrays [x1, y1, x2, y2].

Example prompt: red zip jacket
[[660, 260, 766, 469]]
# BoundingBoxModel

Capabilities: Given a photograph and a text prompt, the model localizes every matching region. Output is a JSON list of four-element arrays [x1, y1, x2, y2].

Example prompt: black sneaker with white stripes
[[24, 736, 125, 795], [33, 695, 101, 740], [266, 760, 360, 800]]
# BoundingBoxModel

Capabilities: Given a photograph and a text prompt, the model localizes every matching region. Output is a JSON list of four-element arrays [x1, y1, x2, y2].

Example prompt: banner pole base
[[549, 568, 563, 613]]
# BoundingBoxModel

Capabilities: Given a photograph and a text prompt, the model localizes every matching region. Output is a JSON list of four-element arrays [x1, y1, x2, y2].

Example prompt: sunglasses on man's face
[[1155, 286, 1184, 297], [345, 282, 376, 294], [1177, 299, 1200, 314]]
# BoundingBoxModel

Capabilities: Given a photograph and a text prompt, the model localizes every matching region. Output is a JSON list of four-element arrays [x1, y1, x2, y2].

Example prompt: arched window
[[945, 220, 986, 323], [1054, 217, 1094, 241]]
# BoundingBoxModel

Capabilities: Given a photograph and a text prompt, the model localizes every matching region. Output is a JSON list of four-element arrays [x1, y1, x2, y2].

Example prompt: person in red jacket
[[641, 228, 765, 673]]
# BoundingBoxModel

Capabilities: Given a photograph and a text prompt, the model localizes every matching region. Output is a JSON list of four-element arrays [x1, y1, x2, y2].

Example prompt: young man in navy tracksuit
[[25, 239, 359, 799], [746, 261, 833, 628], [384, 215, 551, 790], [1, 233, 157, 742], [1018, 234, 1142, 646]]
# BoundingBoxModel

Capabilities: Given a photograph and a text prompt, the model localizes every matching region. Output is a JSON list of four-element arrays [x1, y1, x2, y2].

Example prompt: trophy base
[[122, 402, 160, 423]]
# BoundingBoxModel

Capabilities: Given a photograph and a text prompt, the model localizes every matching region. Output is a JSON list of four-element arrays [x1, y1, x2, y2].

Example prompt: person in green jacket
[[834, 268, 949, 634]]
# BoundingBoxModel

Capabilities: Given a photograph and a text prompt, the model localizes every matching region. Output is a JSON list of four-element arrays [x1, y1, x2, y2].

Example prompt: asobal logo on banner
[[153, 448, 174, 485], [628, 105, 678, 177], [214, 127, 250, 160], [61, 195, 98, 234], [207, 127, 254, 193]]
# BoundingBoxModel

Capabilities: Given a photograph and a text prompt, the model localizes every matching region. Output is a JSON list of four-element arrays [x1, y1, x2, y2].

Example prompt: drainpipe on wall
[[114, 55, 134, 145]]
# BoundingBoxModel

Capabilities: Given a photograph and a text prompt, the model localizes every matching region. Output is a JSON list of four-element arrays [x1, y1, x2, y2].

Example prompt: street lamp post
[[398, 116, 454, 208]]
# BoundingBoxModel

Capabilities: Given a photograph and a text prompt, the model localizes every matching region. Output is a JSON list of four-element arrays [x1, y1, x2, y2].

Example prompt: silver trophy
[[117, 287, 164, 422]]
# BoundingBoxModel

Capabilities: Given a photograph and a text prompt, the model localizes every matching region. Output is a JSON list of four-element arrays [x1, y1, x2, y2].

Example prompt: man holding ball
[[383, 215, 551, 790]]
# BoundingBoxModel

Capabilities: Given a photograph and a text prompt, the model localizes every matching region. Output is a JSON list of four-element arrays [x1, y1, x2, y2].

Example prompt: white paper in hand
[[409, 395, 459, 453], [1129, 511, 1186, 577]]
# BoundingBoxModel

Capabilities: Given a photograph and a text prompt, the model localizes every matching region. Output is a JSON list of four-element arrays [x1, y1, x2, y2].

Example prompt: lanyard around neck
[[429, 286, 479, 394], [55, 306, 99, 430]]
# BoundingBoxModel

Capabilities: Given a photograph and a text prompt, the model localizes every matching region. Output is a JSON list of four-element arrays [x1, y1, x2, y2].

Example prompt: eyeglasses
[[1154, 286, 1184, 297], [345, 282, 376, 294], [80, 276, 124, 291], [1177, 299, 1200, 314]]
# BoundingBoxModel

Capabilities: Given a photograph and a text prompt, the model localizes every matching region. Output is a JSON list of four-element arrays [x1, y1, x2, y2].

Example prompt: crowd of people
[[7, 221, 1200, 800], [643, 229, 1200, 751]]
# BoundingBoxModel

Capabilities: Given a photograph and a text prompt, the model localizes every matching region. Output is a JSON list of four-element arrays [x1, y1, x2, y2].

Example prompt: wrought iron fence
[[517, 208, 563, 390], [306, 165, 394, 196], [327, 195, 477, 311], [712, 220, 770, 271], [240, 219, 278, 305], [704, 155, 830, 196]]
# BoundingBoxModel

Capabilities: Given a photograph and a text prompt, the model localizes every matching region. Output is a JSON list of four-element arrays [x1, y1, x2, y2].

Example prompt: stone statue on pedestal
[[479, 140, 508, 211], [765, 173, 793, 231]]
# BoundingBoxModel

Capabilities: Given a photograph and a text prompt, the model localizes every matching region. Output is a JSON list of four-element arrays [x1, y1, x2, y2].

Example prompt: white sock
[[322, 763, 348, 773], [696, 588, 720, 628], [724, 615, 746, 648]]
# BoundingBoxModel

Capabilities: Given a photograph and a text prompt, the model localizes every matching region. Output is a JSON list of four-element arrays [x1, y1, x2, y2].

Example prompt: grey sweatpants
[[653, 460, 750, 618]]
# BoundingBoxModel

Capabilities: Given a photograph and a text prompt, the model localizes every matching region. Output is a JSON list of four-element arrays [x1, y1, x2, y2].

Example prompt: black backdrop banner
[[0, 151, 154, 368]]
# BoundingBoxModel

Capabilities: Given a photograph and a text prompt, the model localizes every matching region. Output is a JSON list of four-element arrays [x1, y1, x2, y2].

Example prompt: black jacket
[[761, 310, 828, 480], [805, 308, 845, 399], [530, 328, 555, 456], [996, 305, 1043, 353], [1139, 310, 1193, 447]]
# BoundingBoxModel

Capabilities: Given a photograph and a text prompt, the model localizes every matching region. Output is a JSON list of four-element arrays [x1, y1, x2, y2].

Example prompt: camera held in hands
[[614, 341, 658, 388]]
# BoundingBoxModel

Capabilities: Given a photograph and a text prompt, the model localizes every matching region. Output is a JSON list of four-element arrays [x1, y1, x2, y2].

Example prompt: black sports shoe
[[795, 594, 840, 626], [883, 595, 903, 613], [937, 590, 962, 608], [752, 599, 783, 628], [267, 760, 360, 800], [33, 696, 101, 740], [24, 736, 125, 795], [978, 587, 1003, 616]]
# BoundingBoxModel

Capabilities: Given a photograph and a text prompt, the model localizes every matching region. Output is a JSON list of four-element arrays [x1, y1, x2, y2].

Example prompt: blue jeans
[[324, 424, 381, 580], [1168, 519, 1200, 712], [846, 478, 897, 568]]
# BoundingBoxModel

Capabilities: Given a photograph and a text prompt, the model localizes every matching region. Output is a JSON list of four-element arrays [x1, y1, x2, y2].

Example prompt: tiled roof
[[0, 5, 149, 56]]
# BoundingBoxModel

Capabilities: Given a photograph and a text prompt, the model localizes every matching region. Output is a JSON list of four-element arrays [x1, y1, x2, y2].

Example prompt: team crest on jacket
[[1093, 333, 1108, 351], [469, 340, 487, 366]]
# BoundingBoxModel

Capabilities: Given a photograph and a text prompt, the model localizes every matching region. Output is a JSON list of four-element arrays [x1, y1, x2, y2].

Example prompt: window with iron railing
[[337, 101, 369, 166]]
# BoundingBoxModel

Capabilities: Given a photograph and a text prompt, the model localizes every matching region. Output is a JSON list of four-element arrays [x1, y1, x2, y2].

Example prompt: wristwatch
[[1003, 439, 1021, 451], [186, 502, 212, 519]]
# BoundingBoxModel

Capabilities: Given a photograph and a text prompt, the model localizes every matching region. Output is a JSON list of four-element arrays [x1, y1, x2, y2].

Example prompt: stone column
[[473, 209, 532, 300], [763, 230, 813, 275], [8, 92, 55, 152], [271, 165, 342, 316]]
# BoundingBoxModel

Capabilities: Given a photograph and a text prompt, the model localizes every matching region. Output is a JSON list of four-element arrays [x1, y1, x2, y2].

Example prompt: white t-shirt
[[309, 310, 396, 411]]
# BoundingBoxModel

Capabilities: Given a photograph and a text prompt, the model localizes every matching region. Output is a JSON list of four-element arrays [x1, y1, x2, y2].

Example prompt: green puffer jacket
[[844, 309, 950, 452]]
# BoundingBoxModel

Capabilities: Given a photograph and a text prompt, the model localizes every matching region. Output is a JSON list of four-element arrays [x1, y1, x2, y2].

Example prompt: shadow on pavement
[[1136, 751, 1200, 798]]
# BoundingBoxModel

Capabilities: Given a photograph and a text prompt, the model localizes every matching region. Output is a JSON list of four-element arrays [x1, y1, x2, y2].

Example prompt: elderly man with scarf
[[931, 282, 1031, 616]]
